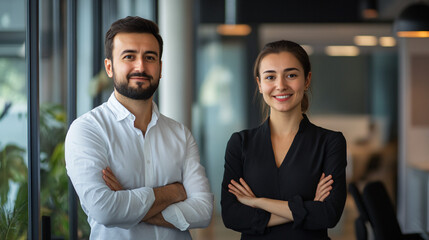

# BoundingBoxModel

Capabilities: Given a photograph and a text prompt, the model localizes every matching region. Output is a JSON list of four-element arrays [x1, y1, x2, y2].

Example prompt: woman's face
[[257, 51, 311, 116]]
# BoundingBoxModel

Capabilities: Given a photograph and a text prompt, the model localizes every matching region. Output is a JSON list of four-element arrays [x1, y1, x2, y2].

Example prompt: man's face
[[104, 32, 162, 100]]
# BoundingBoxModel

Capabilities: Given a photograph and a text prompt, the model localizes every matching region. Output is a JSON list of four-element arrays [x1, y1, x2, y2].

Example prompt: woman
[[221, 40, 347, 239]]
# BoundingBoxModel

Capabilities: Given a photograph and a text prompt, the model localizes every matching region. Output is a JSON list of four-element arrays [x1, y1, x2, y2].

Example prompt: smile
[[274, 94, 292, 99]]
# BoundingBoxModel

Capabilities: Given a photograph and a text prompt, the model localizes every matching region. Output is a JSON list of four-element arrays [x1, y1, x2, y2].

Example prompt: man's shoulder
[[157, 113, 187, 131], [70, 103, 112, 129]]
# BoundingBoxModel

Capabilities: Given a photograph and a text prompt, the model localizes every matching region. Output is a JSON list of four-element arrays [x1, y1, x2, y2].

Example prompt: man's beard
[[113, 71, 159, 100]]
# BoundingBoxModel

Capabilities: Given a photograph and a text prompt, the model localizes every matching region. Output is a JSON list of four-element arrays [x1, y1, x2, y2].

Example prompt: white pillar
[[158, 0, 193, 128]]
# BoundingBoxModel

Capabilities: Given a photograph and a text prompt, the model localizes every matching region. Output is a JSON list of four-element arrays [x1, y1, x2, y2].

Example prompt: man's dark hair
[[104, 16, 163, 61]]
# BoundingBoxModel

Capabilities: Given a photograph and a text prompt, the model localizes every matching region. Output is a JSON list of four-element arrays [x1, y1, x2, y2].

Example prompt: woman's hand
[[228, 178, 258, 207], [102, 167, 123, 191], [314, 173, 333, 202]]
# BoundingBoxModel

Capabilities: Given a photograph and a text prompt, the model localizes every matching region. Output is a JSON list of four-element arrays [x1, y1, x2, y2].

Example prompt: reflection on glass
[[0, 0, 27, 238], [195, 36, 247, 212], [0, 58, 28, 239], [38, 0, 70, 238]]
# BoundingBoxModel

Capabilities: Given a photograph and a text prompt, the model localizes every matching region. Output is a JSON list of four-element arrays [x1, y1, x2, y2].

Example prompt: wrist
[[252, 197, 263, 208]]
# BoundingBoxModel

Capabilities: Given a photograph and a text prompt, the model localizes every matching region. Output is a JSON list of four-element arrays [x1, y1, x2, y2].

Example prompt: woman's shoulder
[[306, 118, 346, 144], [232, 122, 266, 139], [228, 123, 267, 146]]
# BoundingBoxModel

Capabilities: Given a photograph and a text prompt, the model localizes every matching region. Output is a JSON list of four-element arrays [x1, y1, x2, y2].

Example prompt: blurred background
[[0, 0, 428, 239]]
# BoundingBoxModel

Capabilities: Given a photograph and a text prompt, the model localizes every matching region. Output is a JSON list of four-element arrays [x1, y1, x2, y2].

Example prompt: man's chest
[[105, 131, 186, 189]]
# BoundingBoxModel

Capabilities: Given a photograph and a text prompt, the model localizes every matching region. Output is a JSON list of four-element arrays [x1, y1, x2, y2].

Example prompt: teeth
[[275, 95, 291, 99]]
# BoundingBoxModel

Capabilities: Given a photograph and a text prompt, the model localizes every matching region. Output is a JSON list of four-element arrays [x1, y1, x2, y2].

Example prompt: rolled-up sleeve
[[161, 128, 214, 231], [289, 132, 347, 230], [65, 120, 155, 229], [221, 133, 271, 235]]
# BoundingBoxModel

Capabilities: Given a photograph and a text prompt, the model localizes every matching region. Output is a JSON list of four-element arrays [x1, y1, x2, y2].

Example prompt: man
[[65, 16, 213, 239]]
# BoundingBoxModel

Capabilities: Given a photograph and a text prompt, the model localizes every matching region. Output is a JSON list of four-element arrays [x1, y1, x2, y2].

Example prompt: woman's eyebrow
[[283, 67, 300, 72], [262, 67, 300, 74], [262, 70, 276, 74]]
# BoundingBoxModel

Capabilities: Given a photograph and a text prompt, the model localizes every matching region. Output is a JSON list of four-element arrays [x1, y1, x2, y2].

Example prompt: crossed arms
[[103, 167, 187, 228], [228, 173, 333, 227], [65, 120, 213, 230]]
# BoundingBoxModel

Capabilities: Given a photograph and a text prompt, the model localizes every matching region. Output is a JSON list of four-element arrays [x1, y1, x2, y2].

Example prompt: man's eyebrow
[[144, 50, 158, 56], [119, 50, 159, 56], [121, 49, 158, 56], [120, 49, 137, 56]]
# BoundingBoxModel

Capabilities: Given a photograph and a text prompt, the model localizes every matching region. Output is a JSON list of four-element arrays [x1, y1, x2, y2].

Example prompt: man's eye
[[146, 56, 156, 61], [123, 55, 134, 60]]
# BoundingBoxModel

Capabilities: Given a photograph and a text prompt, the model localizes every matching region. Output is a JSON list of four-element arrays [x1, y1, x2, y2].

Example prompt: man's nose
[[134, 58, 145, 72]]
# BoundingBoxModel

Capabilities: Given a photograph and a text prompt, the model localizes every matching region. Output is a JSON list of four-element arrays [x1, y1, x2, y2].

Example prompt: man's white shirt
[[65, 92, 213, 239]]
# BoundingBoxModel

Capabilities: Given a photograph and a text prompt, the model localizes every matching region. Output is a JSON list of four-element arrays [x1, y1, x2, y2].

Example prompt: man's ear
[[104, 58, 113, 78], [159, 60, 162, 79]]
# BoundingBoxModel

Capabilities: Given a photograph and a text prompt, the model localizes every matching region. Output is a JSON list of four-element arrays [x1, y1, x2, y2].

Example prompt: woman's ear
[[256, 77, 262, 93], [305, 72, 312, 89]]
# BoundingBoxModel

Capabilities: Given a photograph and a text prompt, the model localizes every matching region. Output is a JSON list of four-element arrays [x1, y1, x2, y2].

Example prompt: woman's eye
[[265, 76, 274, 80], [287, 74, 297, 79]]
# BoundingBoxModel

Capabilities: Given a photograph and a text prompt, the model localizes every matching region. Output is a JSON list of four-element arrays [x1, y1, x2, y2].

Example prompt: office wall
[[398, 38, 429, 235]]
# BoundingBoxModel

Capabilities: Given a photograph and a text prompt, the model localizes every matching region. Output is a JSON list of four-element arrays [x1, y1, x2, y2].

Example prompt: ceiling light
[[217, 24, 252, 36], [354, 35, 377, 46], [218, 0, 252, 36], [394, 2, 429, 38], [361, 0, 378, 19], [379, 37, 396, 47], [325, 46, 360, 56]]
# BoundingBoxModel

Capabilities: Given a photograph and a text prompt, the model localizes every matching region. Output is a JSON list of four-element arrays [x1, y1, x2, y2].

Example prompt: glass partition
[[0, 0, 28, 239]]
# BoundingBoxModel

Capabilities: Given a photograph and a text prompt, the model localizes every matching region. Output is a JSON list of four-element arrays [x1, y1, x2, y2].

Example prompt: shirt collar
[[107, 92, 160, 125], [298, 114, 310, 133], [263, 113, 311, 134]]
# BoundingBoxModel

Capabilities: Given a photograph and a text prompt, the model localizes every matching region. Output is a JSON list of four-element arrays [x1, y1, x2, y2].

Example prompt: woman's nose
[[276, 78, 287, 90]]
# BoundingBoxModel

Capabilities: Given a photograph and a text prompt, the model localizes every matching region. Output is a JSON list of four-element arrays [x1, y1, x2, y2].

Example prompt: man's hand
[[102, 167, 123, 191], [102, 167, 187, 203], [101, 167, 188, 227], [166, 182, 187, 203]]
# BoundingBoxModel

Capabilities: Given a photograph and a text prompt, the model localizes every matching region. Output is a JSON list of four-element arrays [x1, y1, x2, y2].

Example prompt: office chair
[[362, 181, 423, 240], [348, 182, 369, 240]]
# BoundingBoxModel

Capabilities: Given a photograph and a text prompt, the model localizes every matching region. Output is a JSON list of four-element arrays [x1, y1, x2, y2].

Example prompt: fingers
[[228, 180, 247, 196], [319, 172, 325, 182], [318, 174, 332, 187], [318, 188, 331, 202], [228, 178, 255, 197], [239, 178, 256, 197], [314, 173, 334, 201], [102, 167, 123, 191]]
